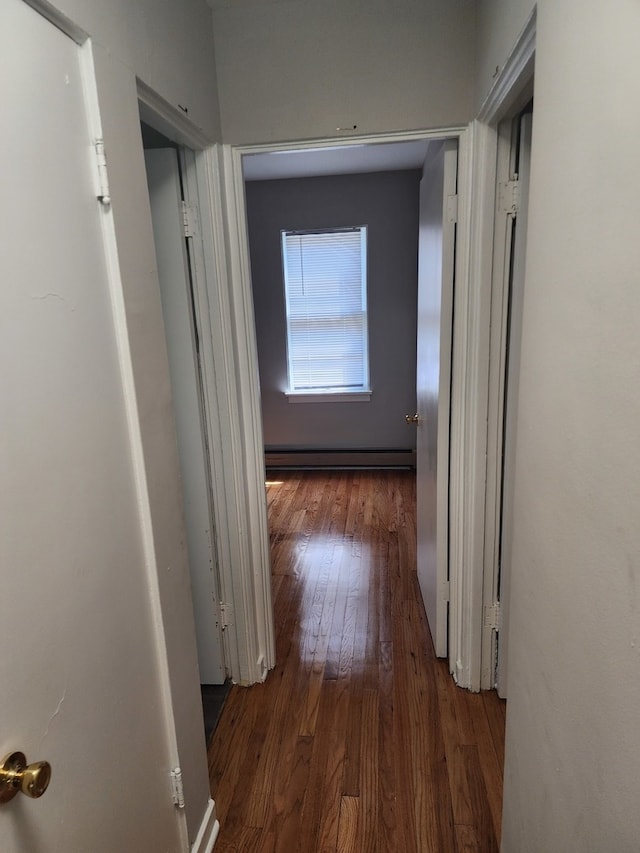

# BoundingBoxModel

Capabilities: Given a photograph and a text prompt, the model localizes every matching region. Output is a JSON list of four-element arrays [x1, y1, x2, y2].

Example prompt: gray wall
[[49, 0, 221, 139], [475, 1, 640, 850], [246, 170, 420, 452], [211, 0, 476, 144]]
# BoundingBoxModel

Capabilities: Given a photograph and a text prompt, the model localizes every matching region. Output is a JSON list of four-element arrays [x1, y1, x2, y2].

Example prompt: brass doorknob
[[405, 413, 420, 424], [0, 752, 52, 804]]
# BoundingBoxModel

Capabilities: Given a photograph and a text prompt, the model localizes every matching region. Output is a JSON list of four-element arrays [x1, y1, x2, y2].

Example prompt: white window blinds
[[281, 227, 369, 394]]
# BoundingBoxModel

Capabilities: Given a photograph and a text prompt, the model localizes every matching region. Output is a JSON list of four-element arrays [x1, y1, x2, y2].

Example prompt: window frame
[[280, 225, 371, 402]]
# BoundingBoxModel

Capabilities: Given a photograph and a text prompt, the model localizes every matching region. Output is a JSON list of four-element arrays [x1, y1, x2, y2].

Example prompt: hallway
[[208, 470, 505, 851]]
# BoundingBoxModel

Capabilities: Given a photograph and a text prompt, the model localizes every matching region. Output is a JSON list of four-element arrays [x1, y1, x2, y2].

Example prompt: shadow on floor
[[201, 682, 231, 745]]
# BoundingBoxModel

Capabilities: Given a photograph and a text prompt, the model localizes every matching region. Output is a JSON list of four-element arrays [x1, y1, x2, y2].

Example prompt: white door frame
[[218, 124, 483, 685], [469, 10, 537, 690], [138, 85, 276, 686]]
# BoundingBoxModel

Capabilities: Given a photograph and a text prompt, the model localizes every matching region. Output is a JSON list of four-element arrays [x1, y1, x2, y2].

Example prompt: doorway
[[239, 135, 459, 667], [141, 124, 231, 743]]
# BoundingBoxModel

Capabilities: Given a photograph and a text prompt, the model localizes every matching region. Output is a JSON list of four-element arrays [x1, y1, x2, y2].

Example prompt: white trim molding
[[232, 126, 467, 158], [224, 126, 476, 686], [215, 143, 276, 682], [286, 391, 372, 403], [138, 80, 212, 150], [137, 83, 275, 687], [478, 9, 537, 124], [447, 123, 491, 690], [181, 143, 268, 684], [470, 10, 537, 690], [185, 144, 252, 682], [191, 799, 220, 853], [24, 0, 88, 43]]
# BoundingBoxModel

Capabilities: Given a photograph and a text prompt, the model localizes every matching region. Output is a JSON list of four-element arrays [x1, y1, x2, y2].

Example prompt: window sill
[[285, 390, 372, 404]]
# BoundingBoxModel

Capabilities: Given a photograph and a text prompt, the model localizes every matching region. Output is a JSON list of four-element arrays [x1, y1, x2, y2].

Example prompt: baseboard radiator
[[264, 447, 416, 470]]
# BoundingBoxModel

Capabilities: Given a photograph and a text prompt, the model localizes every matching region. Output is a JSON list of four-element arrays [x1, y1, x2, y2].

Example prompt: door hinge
[[219, 601, 232, 632], [484, 602, 501, 631], [446, 194, 458, 223], [170, 767, 185, 808], [440, 580, 450, 602], [498, 179, 519, 217], [94, 139, 111, 206], [181, 200, 197, 238]]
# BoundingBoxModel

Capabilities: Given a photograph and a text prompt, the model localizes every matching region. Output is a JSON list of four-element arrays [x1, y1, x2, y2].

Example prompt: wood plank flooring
[[207, 470, 505, 852]]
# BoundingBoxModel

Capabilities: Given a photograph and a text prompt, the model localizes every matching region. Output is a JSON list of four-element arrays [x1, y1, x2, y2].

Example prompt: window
[[281, 227, 370, 400]]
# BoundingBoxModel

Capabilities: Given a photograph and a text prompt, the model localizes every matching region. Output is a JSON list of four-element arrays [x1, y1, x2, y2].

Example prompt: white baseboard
[[191, 799, 220, 853]]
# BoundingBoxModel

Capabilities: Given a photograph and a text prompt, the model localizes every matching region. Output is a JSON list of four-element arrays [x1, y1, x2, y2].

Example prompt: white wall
[[50, 0, 221, 139], [210, 0, 476, 144], [492, 2, 640, 850], [474, 0, 534, 112]]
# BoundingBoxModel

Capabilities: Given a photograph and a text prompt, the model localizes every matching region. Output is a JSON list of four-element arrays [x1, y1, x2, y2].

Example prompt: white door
[[496, 109, 533, 698], [144, 148, 225, 685], [0, 1, 182, 850], [415, 140, 458, 658]]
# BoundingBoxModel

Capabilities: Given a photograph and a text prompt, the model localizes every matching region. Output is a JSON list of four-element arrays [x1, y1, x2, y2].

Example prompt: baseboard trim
[[191, 798, 220, 853], [265, 448, 415, 469]]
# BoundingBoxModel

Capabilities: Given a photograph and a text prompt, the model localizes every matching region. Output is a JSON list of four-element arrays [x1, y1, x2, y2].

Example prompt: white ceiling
[[242, 139, 431, 182]]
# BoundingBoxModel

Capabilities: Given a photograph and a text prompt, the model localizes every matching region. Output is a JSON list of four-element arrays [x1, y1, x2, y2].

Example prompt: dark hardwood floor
[[207, 470, 505, 852]]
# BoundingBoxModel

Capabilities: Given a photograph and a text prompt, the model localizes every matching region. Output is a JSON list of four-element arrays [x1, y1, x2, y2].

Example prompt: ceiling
[[242, 139, 432, 182]]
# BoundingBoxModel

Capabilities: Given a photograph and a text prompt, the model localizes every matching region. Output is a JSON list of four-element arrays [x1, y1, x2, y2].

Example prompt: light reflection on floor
[[283, 533, 372, 666], [265, 474, 377, 666]]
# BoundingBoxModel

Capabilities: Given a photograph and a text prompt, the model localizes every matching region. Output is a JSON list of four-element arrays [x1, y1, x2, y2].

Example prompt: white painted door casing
[[496, 109, 532, 698], [224, 129, 476, 683]]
